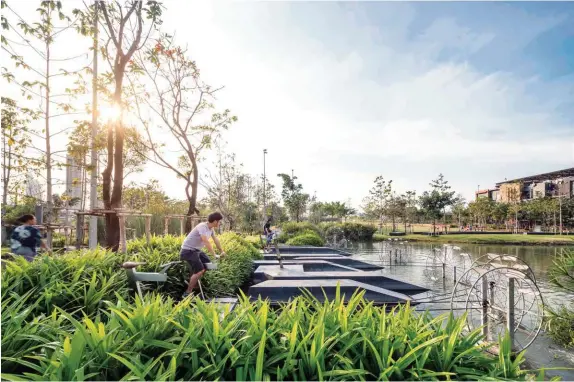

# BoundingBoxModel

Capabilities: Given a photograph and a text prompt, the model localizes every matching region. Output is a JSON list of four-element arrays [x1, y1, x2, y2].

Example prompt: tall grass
[[1, 290, 531, 381], [1, 233, 260, 316], [545, 249, 574, 348], [1, 249, 128, 317]]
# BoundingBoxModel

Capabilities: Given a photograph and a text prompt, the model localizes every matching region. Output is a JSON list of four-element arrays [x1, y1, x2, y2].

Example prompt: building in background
[[476, 167, 574, 202], [65, 155, 83, 200]]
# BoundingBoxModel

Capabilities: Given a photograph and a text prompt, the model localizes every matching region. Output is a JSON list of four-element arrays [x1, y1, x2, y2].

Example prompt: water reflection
[[347, 241, 574, 307]]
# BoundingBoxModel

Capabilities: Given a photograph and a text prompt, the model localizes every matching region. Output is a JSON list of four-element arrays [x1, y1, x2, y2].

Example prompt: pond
[[346, 241, 574, 307], [346, 241, 574, 379]]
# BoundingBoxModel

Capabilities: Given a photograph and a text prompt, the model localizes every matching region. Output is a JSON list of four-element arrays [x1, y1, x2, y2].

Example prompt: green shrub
[[322, 222, 377, 241], [51, 232, 67, 248], [130, 232, 259, 298], [218, 232, 261, 260], [126, 234, 184, 254], [285, 232, 324, 247], [245, 235, 264, 249], [372, 233, 389, 242], [277, 222, 322, 243], [0, 291, 530, 381]]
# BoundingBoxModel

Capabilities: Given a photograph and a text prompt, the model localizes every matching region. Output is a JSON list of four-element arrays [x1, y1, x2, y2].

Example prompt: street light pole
[[558, 180, 563, 235], [88, 1, 99, 249], [263, 149, 267, 219]]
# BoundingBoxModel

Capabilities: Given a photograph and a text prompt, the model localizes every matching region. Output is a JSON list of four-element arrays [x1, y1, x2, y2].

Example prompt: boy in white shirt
[[180, 212, 226, 298]]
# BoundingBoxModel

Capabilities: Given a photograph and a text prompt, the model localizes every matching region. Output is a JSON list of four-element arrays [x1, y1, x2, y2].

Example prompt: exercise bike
[[121, 260, 218, 301]]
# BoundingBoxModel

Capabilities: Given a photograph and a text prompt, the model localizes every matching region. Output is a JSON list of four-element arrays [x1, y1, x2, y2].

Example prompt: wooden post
[[64, 226, 69, 248], [76, 214, 84, 248], [164, 216, 169, 235], [118, 215, 127, 253], [145, 215, 151, 245], [180, 217, 185, 235]]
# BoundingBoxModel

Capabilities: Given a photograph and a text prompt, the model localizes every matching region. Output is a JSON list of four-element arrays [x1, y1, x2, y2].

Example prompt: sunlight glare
[[99, 103, 122, 122]]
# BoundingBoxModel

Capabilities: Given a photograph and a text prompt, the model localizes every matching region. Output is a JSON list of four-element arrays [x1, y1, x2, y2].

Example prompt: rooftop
[[496, 167, 574, 186]]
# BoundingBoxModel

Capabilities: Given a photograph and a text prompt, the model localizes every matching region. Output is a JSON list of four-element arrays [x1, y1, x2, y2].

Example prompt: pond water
[[346, 241, 574, 307], [346, 241, 574, 379]]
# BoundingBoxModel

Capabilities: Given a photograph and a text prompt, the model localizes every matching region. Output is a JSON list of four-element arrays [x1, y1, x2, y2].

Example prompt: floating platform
[[274, 246, 352, 255], [255, 257, 383, 271], [253, 262, 360, 283], [248, 279, 413, 306], [254, 264, 428, 296], [263, 253, 344, 260], [248, 246, 429, 305]]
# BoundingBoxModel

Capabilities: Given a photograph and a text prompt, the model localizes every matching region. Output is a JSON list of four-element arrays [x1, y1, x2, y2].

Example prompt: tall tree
[[201, 145, 249, 231], [130, 37, 236, 232], [4, 0, 85, 244], [419, 174, 456, 234], [75, 0, 162, 249], [451, 194, 467, 228], [386, 193, 404, 232], [277, 173, 309, 222], [403, 190, 417, 233], [1, 97, 41, 208], [468, 197, 495, 228], [67, 119, 147, 210], [504, 184, 522, 233], [362, 176, 393, 233]]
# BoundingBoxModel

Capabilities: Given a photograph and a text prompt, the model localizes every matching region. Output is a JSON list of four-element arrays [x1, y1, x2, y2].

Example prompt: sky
[[163, 0, 574, 207], [2, 1, 574, 209]]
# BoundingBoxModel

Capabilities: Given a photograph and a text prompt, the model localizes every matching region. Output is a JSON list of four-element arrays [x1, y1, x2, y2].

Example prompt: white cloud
[[3, 0, 572, 209], [157, 1, 572, 207]]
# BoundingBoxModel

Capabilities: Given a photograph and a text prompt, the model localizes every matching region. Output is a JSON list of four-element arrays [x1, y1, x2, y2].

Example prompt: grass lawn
[[373, 233, 574, 245]]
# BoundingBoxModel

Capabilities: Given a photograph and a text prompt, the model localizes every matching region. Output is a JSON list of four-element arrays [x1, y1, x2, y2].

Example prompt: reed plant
[[1, 290, 532, 381]]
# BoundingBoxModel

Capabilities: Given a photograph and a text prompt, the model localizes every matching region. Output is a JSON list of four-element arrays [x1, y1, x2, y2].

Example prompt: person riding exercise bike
[[180, 212, 226, 299]]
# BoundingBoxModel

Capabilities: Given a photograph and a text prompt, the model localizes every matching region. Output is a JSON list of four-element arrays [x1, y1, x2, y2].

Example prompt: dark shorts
[[13, 246, 36, 262], [180, 248, 211, 274]]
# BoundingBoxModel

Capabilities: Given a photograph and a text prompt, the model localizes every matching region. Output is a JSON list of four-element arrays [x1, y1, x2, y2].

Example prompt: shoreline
[[372, 233, 574, 246]]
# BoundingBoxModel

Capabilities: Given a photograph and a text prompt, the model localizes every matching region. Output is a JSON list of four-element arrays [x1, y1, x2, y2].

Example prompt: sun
[[99, 103, 122, 122]]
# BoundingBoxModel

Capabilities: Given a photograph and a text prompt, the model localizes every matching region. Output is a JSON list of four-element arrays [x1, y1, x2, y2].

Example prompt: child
[[10, 214, 48, 261]]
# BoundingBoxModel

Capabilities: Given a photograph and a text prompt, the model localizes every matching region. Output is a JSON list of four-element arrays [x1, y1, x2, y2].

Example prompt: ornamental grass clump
[[1, 249, 128, 318], [1, 289, 530, 381]]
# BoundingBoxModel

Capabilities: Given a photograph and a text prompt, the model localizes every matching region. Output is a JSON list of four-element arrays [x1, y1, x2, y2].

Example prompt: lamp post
[[263, 149, 267, 219], [89, 0, 99, 249], [558, 180, 564, 235]]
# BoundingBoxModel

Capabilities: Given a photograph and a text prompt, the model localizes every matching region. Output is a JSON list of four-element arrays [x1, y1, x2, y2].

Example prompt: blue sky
[[168, 1, 573, 206], [3, 1, 573, 208]]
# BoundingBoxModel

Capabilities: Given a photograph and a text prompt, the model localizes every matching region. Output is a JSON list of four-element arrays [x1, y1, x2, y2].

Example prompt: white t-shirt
[[182, 222, 213, 250]]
